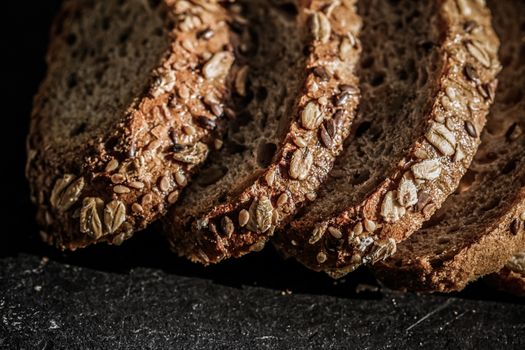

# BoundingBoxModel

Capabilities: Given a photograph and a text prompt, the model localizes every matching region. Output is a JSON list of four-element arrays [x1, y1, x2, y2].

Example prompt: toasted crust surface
[[374, 0, 525, 292], [27, 0, 244, 249], [166, 0, 363, 264], [273, 0, 501, 278]]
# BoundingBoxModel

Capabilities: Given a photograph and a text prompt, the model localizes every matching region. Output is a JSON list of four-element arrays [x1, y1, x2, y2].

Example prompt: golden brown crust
[[273, 0, 501, 278], [27, 0, 244, 249], [166, 0, 363, 264]]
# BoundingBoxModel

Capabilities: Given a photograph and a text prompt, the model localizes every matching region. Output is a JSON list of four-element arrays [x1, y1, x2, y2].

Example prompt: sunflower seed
[[105, 159, 119, 173], [209, 103, 223, 117], [167, 191, 179, 204], [352, 221, 363, 236], [397, 177, 418, 207], [464, 63, 480, 83], [339, 84, 359, 95], [414, 148, 429, 160], [316, 251, 328, 264], [309, 224, 325, 244], [506, 123, 523, 141], [520, 211, 525, 221], [113, 185, 130, 194], [381, 191, 406, 223], [510, 219, 521, 235], [246, 196, 273, 233], [464, 20, 478, 33], [173, 142, 208, 164], [235, 65, 249, 96], [50, 175, 85, 212], [412, 159, 441, 180], [328, 226, 342, 239], [128, 181, 144, 189], [370, 238, 397, 264], [159, 176, 171, 192], [221, 216, 234, 237], [131, 203, 143, 213], [456, 0, 472, 16], [214, 138, 223, 150], [339, 36, 352, 60], [464, 120, 477, 138], [306, 192, 317, 201], [183, 125, 196, 136], [293, 136, 308, 148], [335, 92, 351, 106], [238, 209, 250, 227], [175, 171, 187, 186], [142, 193, 154, 206], [197, 27, 214, 40], [196, 116, 216, 130], [313, 66, 330, 81], [80, 197, 104, 238], [301, 102, 324, 130], [363, 219, 376, 233], [426, 122, 456, 156], [319, 124, 333, 148], [104, 200, 126, 234], [277, 193, 288, 207], [454, 146, 466, 162], [289, 148, 313, 181], [310, 12, 331, 44], [111, 173, 125, 184], [465, 40, 491, 68], [202, 51, 234, 80], [265, 169, 276, 186], [446, 86, 458, 100]]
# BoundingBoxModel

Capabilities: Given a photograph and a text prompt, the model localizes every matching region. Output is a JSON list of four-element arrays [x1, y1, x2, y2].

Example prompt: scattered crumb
[[355, 283, 379, 293], [34, 285, 42, 292]]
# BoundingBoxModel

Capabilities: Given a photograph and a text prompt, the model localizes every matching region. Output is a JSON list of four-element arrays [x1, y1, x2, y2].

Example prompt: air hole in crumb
[[350, 169, 370, 185], [277, 3, 298, 18], [480, 198, 499, 212], [257, 142, 277, 168], [65, 33, 77, 46], [67, 72, 78, 88], [256, 86, 268, 101], [398, 69, 408, 80], [101, 17, 110, 31], [119, 28, 133, 43], [148, 0, 161, 8], [437, 237, 450, 245], [502, 159, 517, 174], [370, 72, 385, 86], [70, 122, 87, 136], [361, 56, 374, 69], [355, 121, 372, 137], [218, 192, 228, 203]]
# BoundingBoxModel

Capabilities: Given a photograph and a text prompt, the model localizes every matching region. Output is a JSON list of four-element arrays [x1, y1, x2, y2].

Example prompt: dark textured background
[[1, 1, 524, 349]]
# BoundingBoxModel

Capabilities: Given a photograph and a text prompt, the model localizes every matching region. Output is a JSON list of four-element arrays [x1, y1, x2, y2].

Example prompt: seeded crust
[[374, 0, 525, 292], [485, 251, 525, 297], [26, 0, 245, 249], [166, 0, 362, 264], [273, 0, 501, 278]]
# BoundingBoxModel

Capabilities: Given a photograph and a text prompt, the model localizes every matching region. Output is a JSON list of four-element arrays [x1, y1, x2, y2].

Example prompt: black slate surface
[[1, 1, 524, 349]]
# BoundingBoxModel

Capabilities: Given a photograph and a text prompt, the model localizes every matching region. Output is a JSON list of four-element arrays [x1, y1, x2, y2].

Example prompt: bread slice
[[374, 0, 525, 292], [26, 0, 245, 249], [272, 0, 501, 278], [165, 0, 362, 264], [485, 251, 525, 297]]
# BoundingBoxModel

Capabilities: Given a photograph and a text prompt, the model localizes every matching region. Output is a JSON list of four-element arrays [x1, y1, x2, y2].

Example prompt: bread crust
[[374, 0, 525, 292], [166, 0, 363, 264], [27, 0, 243, 249], [273, 0, 501, 278]]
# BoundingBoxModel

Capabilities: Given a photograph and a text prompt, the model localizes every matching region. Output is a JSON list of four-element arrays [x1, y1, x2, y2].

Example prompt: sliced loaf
[[375, 0, 525, 292], [166, 0, 362, 264], [26, 0, 245, 249], [273, 0, 501, 278]]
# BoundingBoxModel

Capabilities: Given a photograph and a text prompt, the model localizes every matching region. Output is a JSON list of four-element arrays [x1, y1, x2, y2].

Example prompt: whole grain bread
[[273, 0, 501, 278], [485, 251, 525, 297], [165, 0, 362, 264], [374, 0, 525, 292], [26, 0, 245, 249]]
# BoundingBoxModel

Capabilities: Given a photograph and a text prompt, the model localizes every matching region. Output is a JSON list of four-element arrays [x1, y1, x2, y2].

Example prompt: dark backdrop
[[1, 1, 523, 349]]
